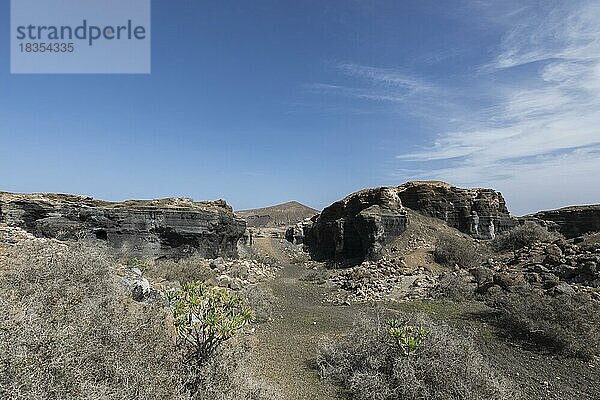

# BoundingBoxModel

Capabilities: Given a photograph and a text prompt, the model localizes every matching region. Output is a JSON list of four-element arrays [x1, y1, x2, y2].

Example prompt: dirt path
[[248, 238, 364, 399]]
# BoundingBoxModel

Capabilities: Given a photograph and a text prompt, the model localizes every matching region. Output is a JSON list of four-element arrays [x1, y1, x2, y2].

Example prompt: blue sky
[[1, 0, 599, 215]]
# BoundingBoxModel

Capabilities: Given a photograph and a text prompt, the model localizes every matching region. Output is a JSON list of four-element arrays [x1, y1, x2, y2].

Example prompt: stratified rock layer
[[0, 192, 245, 258], [303, 187, 409, 263], [395, 181, 516, 238], [300, 182, 516, 263], [531, 205, 600, 238]]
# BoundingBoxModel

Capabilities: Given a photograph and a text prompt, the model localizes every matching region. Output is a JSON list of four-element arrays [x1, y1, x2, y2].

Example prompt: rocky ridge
[[530, 205, 600, 238], [295, 182, 516, 263], [0, 192, 245, 259]]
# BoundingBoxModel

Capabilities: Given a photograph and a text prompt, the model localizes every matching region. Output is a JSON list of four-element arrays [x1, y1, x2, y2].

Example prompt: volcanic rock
[[530, 205, 600, 238], [302, 187, 409, 263], [0, 192, 245, 258], [299, 181, 516, 263]]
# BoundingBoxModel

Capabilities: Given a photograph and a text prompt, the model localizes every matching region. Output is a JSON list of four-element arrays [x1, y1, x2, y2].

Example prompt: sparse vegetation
[[486, 288, 600, 359], [386, 319, 429, 355], [317, 312, 517, 400], [492, 222, 559, 252], [144, 256, 216, 285], [0, 240, 276, 400], [300, 267, 330, 284], [0, 240, 185, 399], [432, 272, 475, 301], [434, 233, 482, 268], [167, 282, 253, 367]]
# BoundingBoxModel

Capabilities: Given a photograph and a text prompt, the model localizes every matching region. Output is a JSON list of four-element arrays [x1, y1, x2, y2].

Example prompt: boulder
[[0, 192, 245, 259]]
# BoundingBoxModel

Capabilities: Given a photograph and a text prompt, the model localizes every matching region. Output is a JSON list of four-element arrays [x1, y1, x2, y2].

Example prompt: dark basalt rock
[[530, 205, 600, 238], [298, 182, 517, 263], [395, 181, 516, 239], [302, 187, 409, 263], [0, 192, 245, 258]]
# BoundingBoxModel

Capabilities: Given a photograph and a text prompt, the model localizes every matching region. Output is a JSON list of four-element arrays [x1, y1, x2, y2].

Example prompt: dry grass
[[317, 311, 518, 400], [0, 240, 277, 400], [241, 284, 277, 323], [432, 272, 476, 301], [0, 240, 185, 399], [434, 233, 483, 269], [486, 288, 600, 359], [142, 256, 216, 285], [492, 222, 560, 252]]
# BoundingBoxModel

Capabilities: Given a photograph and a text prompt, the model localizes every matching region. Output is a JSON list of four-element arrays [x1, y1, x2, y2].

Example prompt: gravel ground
[[247, 238, 374, 400]]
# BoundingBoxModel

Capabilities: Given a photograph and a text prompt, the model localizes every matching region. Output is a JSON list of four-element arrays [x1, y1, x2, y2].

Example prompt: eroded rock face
[[298, 182, 516, 263], [302, 187, 409, 263], [530, 205, 600, 238], [0, 192, 246, 258], [395, 181, 515, 239]]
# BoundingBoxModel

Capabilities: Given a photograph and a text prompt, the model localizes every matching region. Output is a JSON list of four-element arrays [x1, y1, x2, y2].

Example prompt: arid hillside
[[237, 201, 318, 228]]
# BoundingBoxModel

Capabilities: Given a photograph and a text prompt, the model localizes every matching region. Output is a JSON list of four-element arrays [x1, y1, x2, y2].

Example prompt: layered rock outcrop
[[302, 187, 409, 262], [530, 205, 600, 239], [297, 182, 516, 263], [0, 192, 245, 258], [395, 181, 516, 238]]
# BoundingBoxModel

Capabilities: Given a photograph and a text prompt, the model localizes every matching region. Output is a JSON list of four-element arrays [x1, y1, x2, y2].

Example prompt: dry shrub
[[0, 240, 277, 400], [190, 341, 281, 400], [434, 234, 482, 268], [144, 256, 216, 284], [300, 268, 330, 284], [432, 272, 476, 301], [492, 222, 559, 252], [486, 288, 600, 359], [317, 312, 517, 400], [0, 240, 185, 400]]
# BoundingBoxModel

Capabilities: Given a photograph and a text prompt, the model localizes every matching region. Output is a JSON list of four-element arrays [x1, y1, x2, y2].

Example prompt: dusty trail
[[248, 238, 367, 400]]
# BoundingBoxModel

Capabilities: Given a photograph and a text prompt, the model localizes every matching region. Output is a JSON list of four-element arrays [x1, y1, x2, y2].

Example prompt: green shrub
[[486, 288, 600, 359], [386, 320, 428, 355], [167, 282, 253, 368], [317, 312, 517, 400], [492, 222, 559, 252], [434, 234, 482, 268]]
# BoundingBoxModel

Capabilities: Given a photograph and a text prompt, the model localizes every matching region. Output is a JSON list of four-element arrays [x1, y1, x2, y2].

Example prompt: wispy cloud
[[304, 62, 463, 124], [387, 0, 600, 213], [335, 63, 434, 92], [304, 82, 406, 102], [307, 1, 600, 213]]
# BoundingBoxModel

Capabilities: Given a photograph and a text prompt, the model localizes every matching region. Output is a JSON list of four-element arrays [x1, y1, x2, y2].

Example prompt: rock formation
[[395, 181, 515, 239], [530, 205, 600, 238], [296, 182, 516, 263], [302, 187, 409, 263], [0, 192, 245, 258]]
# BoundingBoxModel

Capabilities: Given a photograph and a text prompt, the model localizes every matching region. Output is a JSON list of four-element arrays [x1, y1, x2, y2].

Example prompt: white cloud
[[335, 63, 434, 92], [304, 82, 406, 102], [305, 1, 600, 213], [392, 0, 600, 214]]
